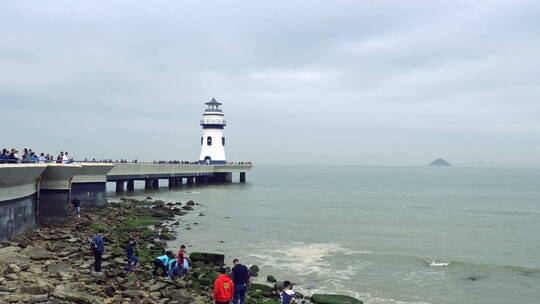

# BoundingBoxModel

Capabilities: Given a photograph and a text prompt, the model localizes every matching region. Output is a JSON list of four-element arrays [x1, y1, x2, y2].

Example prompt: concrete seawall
[[0, 165, 47, 241]]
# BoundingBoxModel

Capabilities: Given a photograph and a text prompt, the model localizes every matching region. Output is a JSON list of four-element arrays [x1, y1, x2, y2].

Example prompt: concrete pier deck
[[0, 162, 252, 240]]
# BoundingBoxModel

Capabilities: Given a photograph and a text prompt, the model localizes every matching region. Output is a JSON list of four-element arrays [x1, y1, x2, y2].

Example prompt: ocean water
[[110, 165, 540, 304]]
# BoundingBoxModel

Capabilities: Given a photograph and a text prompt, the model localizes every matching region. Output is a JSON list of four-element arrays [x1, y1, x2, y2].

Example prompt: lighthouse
[[199, 98, 227, 165]]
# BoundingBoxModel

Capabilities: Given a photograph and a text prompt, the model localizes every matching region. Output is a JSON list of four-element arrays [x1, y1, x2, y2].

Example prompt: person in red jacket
[[214, 267, 235, 304]]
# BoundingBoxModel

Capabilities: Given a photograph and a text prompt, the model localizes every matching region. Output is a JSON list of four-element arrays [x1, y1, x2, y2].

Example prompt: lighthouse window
[[207, 136, 212, 146], [222, 137, 225, 146]]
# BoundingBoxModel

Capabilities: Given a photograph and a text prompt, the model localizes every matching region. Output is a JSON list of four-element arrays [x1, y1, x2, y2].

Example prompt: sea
[[109, 165, 540, 304]]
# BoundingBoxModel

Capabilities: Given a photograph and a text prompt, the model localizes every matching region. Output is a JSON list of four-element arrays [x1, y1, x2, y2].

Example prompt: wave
[[428, 261, 450, 267], [418, 257, 540, 276]]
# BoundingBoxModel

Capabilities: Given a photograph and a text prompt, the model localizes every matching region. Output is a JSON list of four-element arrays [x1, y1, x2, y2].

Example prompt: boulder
[[122, 289, 146, 298], [311, 294, 363, 304], [267, 275, 277, 283], [52, 284, 99, 304], [149, 281, 168, 292], [189, 252, 225, 266], [30, 294, 49, 303], [6, 264, 21, 274], [22, 246, 53, 260], [186, 200, 195, 206], [181, 206, 194, 211], [248, 283, 274, 293]]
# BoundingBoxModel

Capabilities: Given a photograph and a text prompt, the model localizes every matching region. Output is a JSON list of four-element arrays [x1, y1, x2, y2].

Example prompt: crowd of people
[[0, 148, 73, 164], [84, 202, 295, 304]]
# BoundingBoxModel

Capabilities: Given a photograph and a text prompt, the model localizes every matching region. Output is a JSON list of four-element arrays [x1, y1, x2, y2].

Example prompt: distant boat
[[429, 158, 451, 166]]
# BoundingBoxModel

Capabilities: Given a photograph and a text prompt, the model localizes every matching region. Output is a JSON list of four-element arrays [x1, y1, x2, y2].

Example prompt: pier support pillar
[[71, 183, 107, 206], [126, 180, 134, 192], [168, 178, 176, 189], [38, 165, 81, 223], [176, 178, 183, 186], [145, 179, 152, 190], [71, 163, 113, 206], [115, 181, 125, 193], [186, 177, 194, 186], [195, 176, 208, 185], [240, 172, 246, 183], [152, 179, 159, 189]]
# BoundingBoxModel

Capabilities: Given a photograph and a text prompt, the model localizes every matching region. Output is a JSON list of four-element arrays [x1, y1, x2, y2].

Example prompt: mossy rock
[[248, 290, 263, 299], [250, 265, 260, 272], [311, 294, 363, 304], [189, 252, 225, 266], [248, 283, 274, 293]]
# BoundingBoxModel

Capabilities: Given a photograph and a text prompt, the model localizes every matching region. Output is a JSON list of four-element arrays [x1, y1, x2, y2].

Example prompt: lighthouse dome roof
[[205, 97, 222, 106]]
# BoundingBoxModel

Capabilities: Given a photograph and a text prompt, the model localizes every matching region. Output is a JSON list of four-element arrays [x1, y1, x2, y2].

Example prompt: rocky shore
[[0, 198, 362, 304]]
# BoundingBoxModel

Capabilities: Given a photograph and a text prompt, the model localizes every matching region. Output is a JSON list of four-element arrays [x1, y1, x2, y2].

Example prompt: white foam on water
[[428, 261, 450, 267], [247, 242, 369, 278]]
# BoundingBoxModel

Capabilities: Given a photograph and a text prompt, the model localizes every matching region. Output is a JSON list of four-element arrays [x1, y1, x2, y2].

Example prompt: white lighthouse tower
[[199, 98, 227, 164]]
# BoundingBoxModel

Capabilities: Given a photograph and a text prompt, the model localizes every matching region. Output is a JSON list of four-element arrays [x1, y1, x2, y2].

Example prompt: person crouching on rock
[[280, 281, 298, 304], [92, 230, 105, 273], [214, 267, 234, 304], [126, 238, 139, 273], [152, 253, 171, 277], [167, 258, 179, 280]]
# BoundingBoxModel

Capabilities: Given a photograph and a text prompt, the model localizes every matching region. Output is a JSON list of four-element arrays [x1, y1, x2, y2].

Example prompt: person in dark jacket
[[126, 238, 139, 273], [230, 258, 250, 304], [71, 197, 81, 218], [92, 231, 105, 273]]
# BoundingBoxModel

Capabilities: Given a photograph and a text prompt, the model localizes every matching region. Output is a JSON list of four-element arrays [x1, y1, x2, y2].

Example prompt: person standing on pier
[[92, 231, 105, 273], [231, 258, 250, 304]]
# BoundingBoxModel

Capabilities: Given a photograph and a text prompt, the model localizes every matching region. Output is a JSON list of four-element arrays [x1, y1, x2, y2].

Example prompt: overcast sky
[[1, 1, 539, 165]]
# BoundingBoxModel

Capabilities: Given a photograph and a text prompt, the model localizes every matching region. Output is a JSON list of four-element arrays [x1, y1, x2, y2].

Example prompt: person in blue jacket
[[126, 238, 139, 273], [152, 254, 170, 277], [92, 231, 105, 273], [167, 258, 178, 280]]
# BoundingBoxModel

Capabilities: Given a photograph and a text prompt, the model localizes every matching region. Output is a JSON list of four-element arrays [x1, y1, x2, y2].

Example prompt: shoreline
[[0, 198, 362, 304]]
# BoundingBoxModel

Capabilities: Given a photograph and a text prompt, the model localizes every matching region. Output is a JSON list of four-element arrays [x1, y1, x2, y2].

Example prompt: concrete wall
[[0, 195, 37, 241], [0, 164, 46, 241]]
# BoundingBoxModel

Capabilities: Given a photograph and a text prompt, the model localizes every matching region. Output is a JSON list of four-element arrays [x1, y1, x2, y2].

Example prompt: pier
[[0, 162, 252, 241]]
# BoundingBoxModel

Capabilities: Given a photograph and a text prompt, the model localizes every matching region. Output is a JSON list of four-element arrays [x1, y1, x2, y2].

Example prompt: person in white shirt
[[62, 152, 70, 164], [38, 153, 46, 164]]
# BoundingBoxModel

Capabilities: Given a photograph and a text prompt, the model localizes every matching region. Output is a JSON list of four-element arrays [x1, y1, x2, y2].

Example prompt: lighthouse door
[[204, 156, 211, 164]]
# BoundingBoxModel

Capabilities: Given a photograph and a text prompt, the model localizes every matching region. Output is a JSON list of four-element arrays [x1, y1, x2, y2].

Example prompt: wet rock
[[311, 294, 363, 304], [46, 263, 70, 276], [250, 265, 259, 276], [199, 213, 205, 216], [122, 289, 146, 298], [189, 252, 225, 266], [30, 294, 48, 303], [148, 281, 168, 292], [19, 284, 50, 295], [182, 206, 194, 211], [186, 200, 195, 206], [105, 285, 116, 297], [22, 246, 52, 260], [6, 264, 21, 274], [146, 197, 152, 200], [267, 275, 277, 283]]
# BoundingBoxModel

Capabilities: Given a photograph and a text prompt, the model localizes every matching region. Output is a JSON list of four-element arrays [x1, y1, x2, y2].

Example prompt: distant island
[[429, 158, 451, 166]]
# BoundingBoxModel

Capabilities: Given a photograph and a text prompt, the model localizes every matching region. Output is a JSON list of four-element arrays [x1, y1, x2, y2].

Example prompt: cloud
[[1, 0, 539, 165]]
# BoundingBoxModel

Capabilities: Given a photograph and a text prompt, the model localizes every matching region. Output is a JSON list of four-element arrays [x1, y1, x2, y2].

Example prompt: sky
[[1, 0, 539, 165]]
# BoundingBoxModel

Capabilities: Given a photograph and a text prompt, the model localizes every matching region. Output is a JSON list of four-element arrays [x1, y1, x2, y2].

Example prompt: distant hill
[[429, 158, 451, 166]]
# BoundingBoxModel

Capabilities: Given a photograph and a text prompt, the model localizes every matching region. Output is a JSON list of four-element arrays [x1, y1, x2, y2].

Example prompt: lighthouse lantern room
[[199, 98, 227, 164]]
